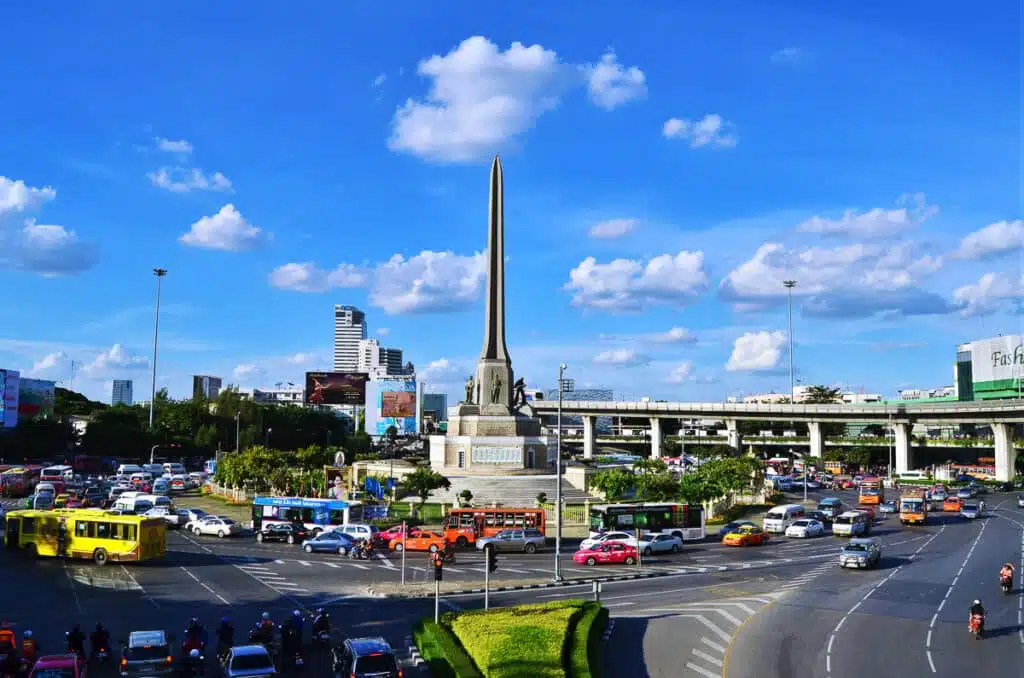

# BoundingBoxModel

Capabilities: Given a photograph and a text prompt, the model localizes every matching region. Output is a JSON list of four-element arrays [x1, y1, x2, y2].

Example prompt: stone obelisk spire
[[475, 155, 513, 411]]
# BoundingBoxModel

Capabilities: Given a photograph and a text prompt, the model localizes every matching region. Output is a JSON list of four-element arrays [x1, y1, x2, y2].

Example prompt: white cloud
[[149, 167, 232, 193], [80, 344, 148, 377], [373, 74, 387, 87], [565, 251, 708, 312], [665, 361, 695, 384], [419, 358, 467, 384], [953, 272, 1023, 317], [285, 353, 318, 366], [388, 37, 646, 162], [650, 327, 697, 344], [179, 204, 262, 251], [797, 194, 938, 239], [371, 251, 486, 314], [1, 221, 98, 275], [376, 328, 391, 336], [27, 351, 74, 380], [0, 176, 56, 215], [588, 218, 637, 239], [951, 220, 1024, 260], [232, 364, 265, 383], [584, 51, 647, 110], [156, 138, 193, 154], [726, 331, 787, 372], [719, 241, 949, 317], [268, 262, 369, 293], [663, 114, 737, 148], [593, 348, 649, 367], [771, 47, 808, 65]]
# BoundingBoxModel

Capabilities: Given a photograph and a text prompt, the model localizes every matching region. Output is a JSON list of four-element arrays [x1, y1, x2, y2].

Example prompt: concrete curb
[[404, 635, 426, 669], [374, 569, 677, 597]]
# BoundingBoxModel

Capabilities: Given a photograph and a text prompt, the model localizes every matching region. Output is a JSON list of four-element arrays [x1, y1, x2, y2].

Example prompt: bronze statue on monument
[[464, 375, 475, 404]]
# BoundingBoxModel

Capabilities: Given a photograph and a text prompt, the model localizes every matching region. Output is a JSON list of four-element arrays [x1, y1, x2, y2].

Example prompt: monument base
[[429, 405, 555, 474]]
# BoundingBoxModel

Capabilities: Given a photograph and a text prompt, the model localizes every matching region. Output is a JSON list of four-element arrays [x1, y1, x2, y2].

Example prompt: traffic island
[[412, 599, 608, 677]]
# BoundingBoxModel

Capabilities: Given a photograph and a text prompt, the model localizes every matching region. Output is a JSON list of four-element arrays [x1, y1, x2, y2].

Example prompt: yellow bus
[[3, 508, 166, 565]]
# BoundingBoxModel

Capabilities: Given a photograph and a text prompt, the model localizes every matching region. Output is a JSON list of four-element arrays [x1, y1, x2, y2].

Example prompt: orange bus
[[442, 508, 546, 546], [858, 477, 884, 505]]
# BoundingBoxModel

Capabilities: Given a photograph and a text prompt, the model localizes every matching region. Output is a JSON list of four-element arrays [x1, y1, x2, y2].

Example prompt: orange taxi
[[722, 525, 770, 547], [943, 496, 963, 512], [389, 530, 446, 552]]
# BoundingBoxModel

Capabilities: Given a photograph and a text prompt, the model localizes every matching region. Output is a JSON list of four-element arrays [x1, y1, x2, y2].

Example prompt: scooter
[[313, 630, 330, 649], [969, 614, 985, 639], [94, 647, 110, 665], [1001, 575, 1013, 594]]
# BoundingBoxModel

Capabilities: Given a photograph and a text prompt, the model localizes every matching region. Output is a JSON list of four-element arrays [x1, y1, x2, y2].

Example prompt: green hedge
[[412, 618, 482, 678], [568, 603, 608, 678]]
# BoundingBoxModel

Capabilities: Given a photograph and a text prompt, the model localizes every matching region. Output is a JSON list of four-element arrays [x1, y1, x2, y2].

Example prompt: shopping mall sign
[[971, 335, 1024, 383]]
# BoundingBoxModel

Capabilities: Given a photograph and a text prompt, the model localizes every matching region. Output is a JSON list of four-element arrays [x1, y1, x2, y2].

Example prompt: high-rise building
[[333, 305, 367, 372], [192, 375, 223, 400], [422, 393, 449, 422], [112, 379, 133, 406], [357, 339, 405, 378]]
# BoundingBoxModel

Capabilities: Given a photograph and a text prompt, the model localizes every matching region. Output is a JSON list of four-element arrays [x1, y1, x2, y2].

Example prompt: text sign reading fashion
[[970, 335, 1024, 384]]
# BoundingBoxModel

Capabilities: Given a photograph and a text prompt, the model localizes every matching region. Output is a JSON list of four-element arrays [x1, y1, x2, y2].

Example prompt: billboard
[[19, 379, 55, 420], [375, 377, 417, 436], [970, 335, 1023, 384], [305, 371, 369, 406], [0, 370, 19, 429]]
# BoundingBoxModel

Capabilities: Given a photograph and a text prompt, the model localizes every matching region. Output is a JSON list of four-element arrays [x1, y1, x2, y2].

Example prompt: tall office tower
[[192, 375, 223, 400], [112, 379, 134, 406], [357, 339, 405, 377], [333, 305, 367, 372]]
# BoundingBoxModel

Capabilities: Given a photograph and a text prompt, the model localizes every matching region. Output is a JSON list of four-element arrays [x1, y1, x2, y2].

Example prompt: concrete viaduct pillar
[[650, 417, 663, 459], [581, 415, 596, 460], [992, 423, 1017, 482], [726, 420, 742, 451], [894, 422, 914, 474], [807, 421, 825, 458]]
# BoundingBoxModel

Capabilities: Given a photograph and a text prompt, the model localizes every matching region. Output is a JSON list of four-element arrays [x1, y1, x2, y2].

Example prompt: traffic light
[[433, 556, 444, 581], [486, 545, 498, 573]]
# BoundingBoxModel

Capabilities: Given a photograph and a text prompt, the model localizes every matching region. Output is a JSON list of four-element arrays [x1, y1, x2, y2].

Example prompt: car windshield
[[230, 653, 274, 671], [126, 645, 170, 661], [844, 544, 868, 553], [33, 669, 75, 678], [963, 505, 978, 511], [354, 654, 398, 673], [834, 516, 852, 524], [791, 520, 809, 527]]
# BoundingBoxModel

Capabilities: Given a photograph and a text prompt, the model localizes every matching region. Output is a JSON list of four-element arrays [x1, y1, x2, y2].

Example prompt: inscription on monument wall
[[472, 446, 521, 464]]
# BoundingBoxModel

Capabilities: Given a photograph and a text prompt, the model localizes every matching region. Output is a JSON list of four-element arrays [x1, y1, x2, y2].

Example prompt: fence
[[205, 483, 256, 502]]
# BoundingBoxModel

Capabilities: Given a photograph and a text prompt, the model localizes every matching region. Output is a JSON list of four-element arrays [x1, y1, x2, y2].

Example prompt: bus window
[[684, 508, 704, 529], [328, 510, 346, 525], [76, 522, 88, 538], [124, 525, 137, 541], [484, 512, 497, 527], [348, 504, 364, 522], [459, 513, 475, 528], [524, 513, 537, 528], [96, 523, 110, 539], [22, 518, 35, 535], [512, 514, 525, 527]]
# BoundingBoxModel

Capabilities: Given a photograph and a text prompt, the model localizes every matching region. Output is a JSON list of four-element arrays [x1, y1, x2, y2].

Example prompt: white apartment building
[[732, 385, 882, 404], [237, 386, 305, 405], [333, 305, 367, 372], [357, 338, 405, 378]]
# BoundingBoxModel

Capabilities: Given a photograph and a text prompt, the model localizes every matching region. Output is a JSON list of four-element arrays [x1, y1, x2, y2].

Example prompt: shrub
[[412, 619, 482, 678], [568, 603, 608, 678]]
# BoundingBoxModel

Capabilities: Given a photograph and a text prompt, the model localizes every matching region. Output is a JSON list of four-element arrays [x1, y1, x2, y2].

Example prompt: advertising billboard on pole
[[0, 369, 20, 428], [970, 335, 1023, 384], [305, 372, 369, 405], [19, 379, 56, 420]]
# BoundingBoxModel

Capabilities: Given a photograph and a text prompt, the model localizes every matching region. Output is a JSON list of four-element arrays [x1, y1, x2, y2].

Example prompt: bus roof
[[590, 502, 685, 511], [8, 508, 155, 524], [253, 496, 358, 509]]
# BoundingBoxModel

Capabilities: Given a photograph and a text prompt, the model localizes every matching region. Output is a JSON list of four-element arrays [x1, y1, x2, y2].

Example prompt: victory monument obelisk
[[428, 157, 554, 474]]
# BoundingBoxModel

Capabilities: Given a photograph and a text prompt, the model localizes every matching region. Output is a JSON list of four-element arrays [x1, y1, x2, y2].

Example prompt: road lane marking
[[348, 563, 370, 570], [684, 661, 719, 678], [119, 565, 159, 608], [178, 565, 230, 605], [674, 614, 732, 644], [700, 637, 725, 653], [298, 561, 312, 567], [678, 607, 742, 626], [62, 562, 85, 614], [926, 520, 987, 673], [691, 648, 723, 667]]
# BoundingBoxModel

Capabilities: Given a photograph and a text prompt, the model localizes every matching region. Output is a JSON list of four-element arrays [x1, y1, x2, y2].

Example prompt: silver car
[[476, 528, 546, 553], [839, 538, 881, 569], [222, 645, 276, 678], [960, 504, 980, 520]]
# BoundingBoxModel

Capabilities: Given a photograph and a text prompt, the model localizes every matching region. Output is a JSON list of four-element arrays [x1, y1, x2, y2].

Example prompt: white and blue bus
[[588, 502, 706, 542], [251, 496, 364, 535], [203, 459, 217, 475]]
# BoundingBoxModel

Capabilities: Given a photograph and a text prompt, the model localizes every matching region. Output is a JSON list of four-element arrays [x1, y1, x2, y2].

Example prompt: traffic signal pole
[[434, 578, 440, 623]]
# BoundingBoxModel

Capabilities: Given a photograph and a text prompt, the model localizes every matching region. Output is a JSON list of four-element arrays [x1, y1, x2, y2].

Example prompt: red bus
[[443, 508, 546, 546]]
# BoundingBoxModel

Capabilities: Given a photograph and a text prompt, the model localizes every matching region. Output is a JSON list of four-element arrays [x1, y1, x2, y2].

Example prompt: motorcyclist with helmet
[[19, 631, 37, 664], [1001, 562, 1015, 591], [215, 618, 233, 659], [311, 609, 330, 640], [279, 624, 301, 672], [89, 623, 110, 661], [969, 599, 986, 633], [66, 624, 86, 659], [183, 617, 207, 654], [251, 613, 275, 648]]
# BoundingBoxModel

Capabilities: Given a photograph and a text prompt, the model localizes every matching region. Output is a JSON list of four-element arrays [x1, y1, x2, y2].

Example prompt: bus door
[[474, 514, 485, 539], [5, 518, 18, 549]]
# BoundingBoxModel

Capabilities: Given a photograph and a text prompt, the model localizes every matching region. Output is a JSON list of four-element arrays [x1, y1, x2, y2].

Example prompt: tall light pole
[[888, 414, 894, 480], [554, 362, 567, 582], [149, 268, 167, 429], [235, 412, 241, 451], [783, 280, 797, 403]]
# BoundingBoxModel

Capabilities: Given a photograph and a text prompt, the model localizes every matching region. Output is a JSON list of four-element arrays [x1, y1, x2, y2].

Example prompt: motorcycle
[[1001, 575, 1013, 594], [179, 653, 205, 678], [19, 657, 35, 676], [94, 647, 110, 665], [438, 550, 456, 565], [969, 614, 985, 639], [313, 630, 330, 649], [291, 652, 304, 674]]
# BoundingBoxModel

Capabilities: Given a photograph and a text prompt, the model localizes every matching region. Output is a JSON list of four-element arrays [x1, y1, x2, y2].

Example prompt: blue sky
[[0, 1, 1020, 406]]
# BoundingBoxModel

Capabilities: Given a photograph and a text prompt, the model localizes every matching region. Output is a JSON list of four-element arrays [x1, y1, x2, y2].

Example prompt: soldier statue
[[513, 377, 527, 407], [464, 375, 475, 404]]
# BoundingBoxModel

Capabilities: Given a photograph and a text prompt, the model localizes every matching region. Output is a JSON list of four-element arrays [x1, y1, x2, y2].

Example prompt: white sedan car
[[785, 518, 826, 538], [580, 531, 639, 551], [193, 517, 242, 538]]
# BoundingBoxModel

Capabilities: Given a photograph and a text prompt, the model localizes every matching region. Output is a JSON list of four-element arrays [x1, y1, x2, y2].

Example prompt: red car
[[573, 542, 638, 566], [30, 654, 87, 678], [378, 525, 417, 544]]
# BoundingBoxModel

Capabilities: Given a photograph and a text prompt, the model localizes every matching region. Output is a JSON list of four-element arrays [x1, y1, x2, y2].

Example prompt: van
[[163, 463, 186, 476], [763, 504, 806, 533], [817, 498, 844, 519], [152, 479, 170, 496], [118, 464, 144, 476], [114, 496, 154, 514], [336, 523, 380, 542], [143, 464, 165, 477], [832, 511, 872, 537]]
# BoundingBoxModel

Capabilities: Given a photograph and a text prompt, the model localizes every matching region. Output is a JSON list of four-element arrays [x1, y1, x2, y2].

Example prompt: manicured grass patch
[[413, 619, 482, 678], [568, 603, 608, 678], [183, 492, 254, 523], [448, 600, 585, 678]]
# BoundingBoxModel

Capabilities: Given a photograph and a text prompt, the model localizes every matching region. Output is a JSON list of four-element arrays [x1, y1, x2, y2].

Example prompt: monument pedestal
[[429, 404, 555, 475]]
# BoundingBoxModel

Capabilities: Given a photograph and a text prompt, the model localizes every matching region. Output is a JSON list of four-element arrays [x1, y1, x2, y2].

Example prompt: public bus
[[3, 508, 167, 565], [251, 496, 364, 535], [589, 502, 706, 541], [442, 507, 546, 546], [858, 477, 884, 505], [0, 467, 41, 497], [40, 465, 73, 483]]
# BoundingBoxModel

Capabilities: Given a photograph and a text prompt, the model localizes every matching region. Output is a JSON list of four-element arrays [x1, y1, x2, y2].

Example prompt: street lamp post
[[266, 427, 272, 448], [235, 413, 241, 451], [148, 268, 167, 429], [888, 414, 894, 479], [554, 363, 567, 582], [783, 280, 797, 403]]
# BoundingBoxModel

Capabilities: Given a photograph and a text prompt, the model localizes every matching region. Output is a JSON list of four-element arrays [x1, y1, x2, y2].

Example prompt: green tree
[[845, 447, 872, 468], [194, 423, 219, 451], [822, 448, 846, 463], [678, 473, 723, 505], [633, 458, 669, 475], [589, 468, 636, 501], [401, 468, 451, 510], [55, 387, 107, 416], [635, 472, 680, 501], [803, 385, 843, 404], [295, 445, 332, 471]]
